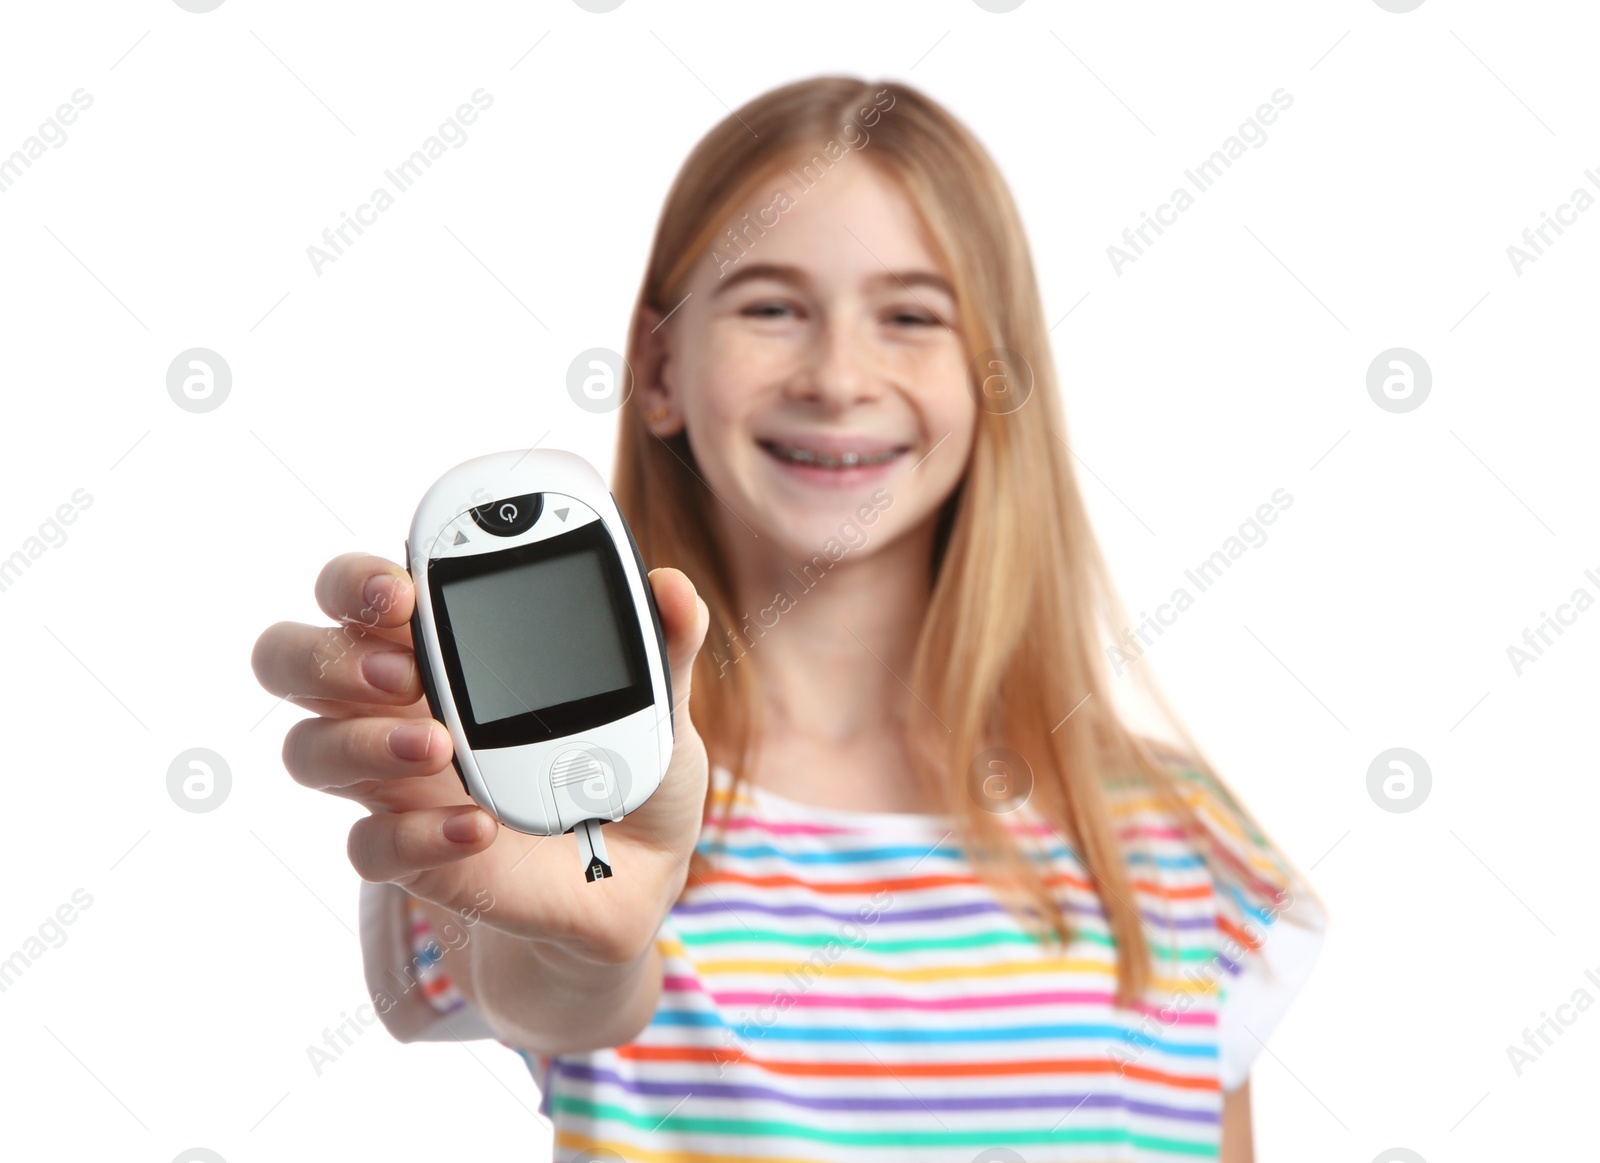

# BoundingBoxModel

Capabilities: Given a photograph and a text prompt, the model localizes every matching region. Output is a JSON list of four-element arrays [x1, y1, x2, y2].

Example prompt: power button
[[470, 493, 543, 537]]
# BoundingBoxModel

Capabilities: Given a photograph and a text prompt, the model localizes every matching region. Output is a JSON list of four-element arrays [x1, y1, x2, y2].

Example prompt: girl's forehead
[[702, 161, 948, 284]]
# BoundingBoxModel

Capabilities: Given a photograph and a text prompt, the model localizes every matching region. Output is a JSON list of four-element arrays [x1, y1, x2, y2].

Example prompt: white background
[[1, 0, 1596, 1160]]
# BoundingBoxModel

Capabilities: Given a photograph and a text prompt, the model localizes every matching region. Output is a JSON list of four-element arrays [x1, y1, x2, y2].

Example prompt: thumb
[[647, 567, 708, 735]]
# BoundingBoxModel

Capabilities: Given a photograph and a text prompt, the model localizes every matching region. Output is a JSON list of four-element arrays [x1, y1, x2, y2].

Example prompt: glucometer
[[405, 449, 674, 883]]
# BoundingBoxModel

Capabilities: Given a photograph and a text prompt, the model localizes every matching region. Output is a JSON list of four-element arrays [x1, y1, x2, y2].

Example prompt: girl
[[255, 75, 1326, 1162]]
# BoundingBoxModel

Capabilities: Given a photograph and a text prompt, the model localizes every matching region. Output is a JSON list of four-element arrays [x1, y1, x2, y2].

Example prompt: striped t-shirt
[[363, 763, 1325, 1161]]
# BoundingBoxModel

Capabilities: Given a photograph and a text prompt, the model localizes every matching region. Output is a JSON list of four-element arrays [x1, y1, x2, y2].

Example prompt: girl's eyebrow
[[712, 261, 955, 300]]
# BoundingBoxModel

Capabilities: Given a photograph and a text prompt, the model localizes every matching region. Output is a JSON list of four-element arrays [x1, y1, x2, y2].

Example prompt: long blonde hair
[[611, 75, 1319, 1006]]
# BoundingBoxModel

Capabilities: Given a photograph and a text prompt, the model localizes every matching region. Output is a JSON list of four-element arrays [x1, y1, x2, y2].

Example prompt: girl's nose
[[787, 316, 882, 412]]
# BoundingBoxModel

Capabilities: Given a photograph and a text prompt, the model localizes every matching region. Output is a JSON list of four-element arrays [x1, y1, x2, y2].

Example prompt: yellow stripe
[[656, 945, 1216, 994], [555, 1131, 833, 1163]]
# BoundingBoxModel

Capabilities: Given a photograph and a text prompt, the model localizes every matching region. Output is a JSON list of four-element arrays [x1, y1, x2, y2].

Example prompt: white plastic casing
[[406, 449, 674, 837]]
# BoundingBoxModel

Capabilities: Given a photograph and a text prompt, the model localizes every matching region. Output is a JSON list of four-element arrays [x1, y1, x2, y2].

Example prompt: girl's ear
[[634, 306, 684, 436]]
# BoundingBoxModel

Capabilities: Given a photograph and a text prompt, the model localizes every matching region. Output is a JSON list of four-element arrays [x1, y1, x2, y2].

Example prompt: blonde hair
[[611, 75, 1320, 1006]]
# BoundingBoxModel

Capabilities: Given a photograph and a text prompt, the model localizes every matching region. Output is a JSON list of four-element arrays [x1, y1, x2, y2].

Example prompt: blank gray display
[[439, 548, 635, 724]]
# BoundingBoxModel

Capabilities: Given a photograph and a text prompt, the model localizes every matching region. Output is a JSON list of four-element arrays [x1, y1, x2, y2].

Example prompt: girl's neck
[[718, 519, 935, 743]]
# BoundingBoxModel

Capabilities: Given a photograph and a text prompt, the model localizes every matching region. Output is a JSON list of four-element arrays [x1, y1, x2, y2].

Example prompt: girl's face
[[640, 158, 977, 566]]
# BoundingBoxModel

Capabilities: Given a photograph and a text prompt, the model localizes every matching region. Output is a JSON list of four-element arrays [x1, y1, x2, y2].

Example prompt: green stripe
[[552, 1096, 1216, 1155], [676, 926, 1214, 962]]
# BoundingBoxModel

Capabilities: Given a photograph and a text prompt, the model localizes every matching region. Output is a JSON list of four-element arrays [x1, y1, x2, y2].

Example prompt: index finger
[[315, 551, 416, 637]]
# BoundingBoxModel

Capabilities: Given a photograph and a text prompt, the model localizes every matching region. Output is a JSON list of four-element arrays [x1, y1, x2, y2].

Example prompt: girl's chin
[[744, 497, 902, 561]]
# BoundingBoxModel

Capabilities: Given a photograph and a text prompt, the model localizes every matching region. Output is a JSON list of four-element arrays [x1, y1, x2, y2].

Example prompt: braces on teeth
[[770, 445, 898, 468]]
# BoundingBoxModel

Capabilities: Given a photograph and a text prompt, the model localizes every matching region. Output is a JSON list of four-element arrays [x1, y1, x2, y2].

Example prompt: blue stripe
[[652, 1010, 1217, 1056], [1220, 879, 1277, 927]]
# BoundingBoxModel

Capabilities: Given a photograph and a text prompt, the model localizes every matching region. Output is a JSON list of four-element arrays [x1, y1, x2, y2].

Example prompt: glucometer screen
[[438, 546, 639, 725]]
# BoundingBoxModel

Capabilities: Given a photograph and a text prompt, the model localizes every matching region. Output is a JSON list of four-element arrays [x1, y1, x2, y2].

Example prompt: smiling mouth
[[758, 440, 909, 469]]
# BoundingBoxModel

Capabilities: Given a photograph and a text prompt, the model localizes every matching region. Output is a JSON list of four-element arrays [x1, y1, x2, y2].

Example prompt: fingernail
[[361, 651, 415, 693], [387, 723, 434, 761], [363, 573, 398, 614], [443, 810, 482, 844]]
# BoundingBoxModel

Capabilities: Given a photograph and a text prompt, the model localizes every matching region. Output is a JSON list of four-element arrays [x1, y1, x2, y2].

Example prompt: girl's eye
[[742, 300, 797, 319], [887, 309, 941, 327]]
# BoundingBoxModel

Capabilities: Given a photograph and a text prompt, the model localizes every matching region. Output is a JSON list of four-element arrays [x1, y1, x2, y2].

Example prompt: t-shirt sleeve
[[357, 879, 500, 1043], [1215, 879, 1328, 1091], [1155, 762, 1329, 1092]]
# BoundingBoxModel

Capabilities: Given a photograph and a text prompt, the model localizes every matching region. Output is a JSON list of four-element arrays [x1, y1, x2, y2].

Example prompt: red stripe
[[614, 1043, 1219, 1091]]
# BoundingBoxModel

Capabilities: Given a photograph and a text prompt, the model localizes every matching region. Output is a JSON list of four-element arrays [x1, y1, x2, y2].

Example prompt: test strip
[[577, 819, 613, 882]]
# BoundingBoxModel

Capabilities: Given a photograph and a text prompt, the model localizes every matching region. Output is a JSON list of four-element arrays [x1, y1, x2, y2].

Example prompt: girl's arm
[[1221, 1081, 1254, 1162], [408, 893, 666, 1055]]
